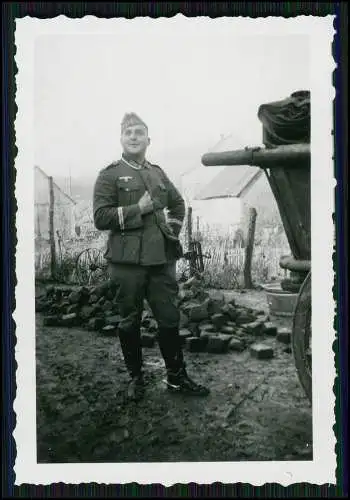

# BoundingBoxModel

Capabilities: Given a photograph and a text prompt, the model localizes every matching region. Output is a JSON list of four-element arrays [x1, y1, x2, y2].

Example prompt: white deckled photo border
[[13, 14, 336, 486]]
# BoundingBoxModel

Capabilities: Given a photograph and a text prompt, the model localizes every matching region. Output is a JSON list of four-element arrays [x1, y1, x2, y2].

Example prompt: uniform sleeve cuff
[[122, 204, 143, 229]]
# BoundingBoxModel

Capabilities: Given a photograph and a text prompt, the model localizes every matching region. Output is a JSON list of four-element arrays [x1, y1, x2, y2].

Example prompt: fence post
[[48, 176, 56, 279], [187, 206, 196, 277], [244, 207, 257, 289]]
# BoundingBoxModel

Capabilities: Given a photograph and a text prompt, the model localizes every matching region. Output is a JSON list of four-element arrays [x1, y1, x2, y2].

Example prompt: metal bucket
[[262, 283, 298, 317]]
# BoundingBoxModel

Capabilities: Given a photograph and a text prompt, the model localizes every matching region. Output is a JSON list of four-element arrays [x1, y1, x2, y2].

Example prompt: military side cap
[[121, 112, 148, 132]]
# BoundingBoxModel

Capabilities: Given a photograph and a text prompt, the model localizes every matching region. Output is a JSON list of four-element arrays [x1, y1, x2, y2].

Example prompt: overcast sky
[[34, 23, 310, 185]]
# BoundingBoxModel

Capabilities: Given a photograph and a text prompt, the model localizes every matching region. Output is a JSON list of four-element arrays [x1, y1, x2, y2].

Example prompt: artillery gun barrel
[[201, 143, 310, 168]]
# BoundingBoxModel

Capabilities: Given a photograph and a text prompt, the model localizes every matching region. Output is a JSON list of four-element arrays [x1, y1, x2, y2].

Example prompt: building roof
[[35, 165, 77, 205], [181, 134, 264, 201], [195, 167, 262, 200]]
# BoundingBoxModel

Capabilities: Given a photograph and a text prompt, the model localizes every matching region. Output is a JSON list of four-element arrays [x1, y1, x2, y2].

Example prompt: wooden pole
[[187, 206, 195, 277], [244, 207, 257, 289], [48, 176, 56, 279]]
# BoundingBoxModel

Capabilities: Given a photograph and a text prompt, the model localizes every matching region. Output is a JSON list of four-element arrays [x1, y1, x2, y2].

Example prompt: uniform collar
[[121, 154, 151, 170]]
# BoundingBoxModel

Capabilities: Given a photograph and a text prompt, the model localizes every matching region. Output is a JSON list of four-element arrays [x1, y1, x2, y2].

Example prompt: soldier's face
[[121, 124, 150, 156]]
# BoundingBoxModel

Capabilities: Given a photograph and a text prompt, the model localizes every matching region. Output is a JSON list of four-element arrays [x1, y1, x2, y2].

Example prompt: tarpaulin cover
[[257, 90, 310, 148]]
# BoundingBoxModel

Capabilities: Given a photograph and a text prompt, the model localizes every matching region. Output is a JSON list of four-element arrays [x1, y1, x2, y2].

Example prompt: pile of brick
[[36, 281, 122, 336], [175, 276, 283, 359], [37, 276, 292, 358]]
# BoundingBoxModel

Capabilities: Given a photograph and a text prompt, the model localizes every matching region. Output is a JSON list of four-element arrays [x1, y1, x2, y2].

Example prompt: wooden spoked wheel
[[75, 248, 108, 285], [292, 271, 312, 403]]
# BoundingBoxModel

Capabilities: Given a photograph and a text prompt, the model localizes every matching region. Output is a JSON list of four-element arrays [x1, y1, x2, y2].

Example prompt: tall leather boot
[[158, 327, 210, 397], [118, 328, 145, 401]]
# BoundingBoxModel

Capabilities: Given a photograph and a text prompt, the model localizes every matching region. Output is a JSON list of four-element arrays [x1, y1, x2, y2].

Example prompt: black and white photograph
[[14, 15, 336, 485]]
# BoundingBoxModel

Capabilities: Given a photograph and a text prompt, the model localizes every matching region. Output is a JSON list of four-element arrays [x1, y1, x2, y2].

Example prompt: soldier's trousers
[[109, 262, 184, 377]]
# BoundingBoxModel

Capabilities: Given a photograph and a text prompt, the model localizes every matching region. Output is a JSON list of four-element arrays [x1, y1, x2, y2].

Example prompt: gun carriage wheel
[[292, 271, 312, 403]]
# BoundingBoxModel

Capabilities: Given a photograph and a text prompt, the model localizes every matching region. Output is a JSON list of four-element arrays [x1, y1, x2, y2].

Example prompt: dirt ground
[[35, 287, 313, 464]]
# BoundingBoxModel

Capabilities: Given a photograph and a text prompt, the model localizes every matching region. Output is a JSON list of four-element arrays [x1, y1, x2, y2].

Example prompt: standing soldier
[[93, 113, 210, 401]]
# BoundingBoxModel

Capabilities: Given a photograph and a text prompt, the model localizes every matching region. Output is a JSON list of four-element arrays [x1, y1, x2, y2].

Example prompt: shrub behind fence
[[35, 209, 290, 289]]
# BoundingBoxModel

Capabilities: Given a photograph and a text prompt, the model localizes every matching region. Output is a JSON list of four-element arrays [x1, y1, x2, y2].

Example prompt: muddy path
[[35, 288, 312, 464]]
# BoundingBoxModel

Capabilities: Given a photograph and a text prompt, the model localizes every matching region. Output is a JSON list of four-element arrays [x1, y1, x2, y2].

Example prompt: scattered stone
[[233, 329, 246, 340], [182, 276, 201, 289], [179, 328, 192, 340], [89, 294, 99, 304], [207, 290, 225, 315], [57, 303, 68, 314], [105, 315, 122, 326], [226, 320, 237, 328], [79, 288, 91, 305], [277, 328, 292, 344], [141, 333, 155, 348], [199, 329, 212, 341], [37, 277, 281, 369], [102, 300, 113, 312], [94, 284, 108, 298], [244, 321, 265, 336], [79, 305, 95, 321], [221, 325, 236, 335], [185, 336, 207, 352], [60, 300, 70, 310], [259, 315, 270, 324], [66, 304, 79, 315], [68, 291, 81, 305], [211, 313, 226, 331], [229, 338, 245, 352], [87, 317, 105, 331], [199, 323, 216, 335], [206, 334, 233, 353], [187, 322, 200, 337], [61, 313, 79, 327], [250, 343, 274, 360], [183, 300, 209, 322], [193, 289, 210, 303], [263, 322, 278, 336], [101, 325, 117, 337], [221, 303, 238, 321], [283, 346, 292, 354], [235, 312, 256, 325], [49, 304, 61, 314], [178, 289, 194, 303]]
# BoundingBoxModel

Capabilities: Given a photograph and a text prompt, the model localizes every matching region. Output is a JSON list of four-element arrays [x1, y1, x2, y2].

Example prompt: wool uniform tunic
[[93, 156, 185, 266]]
